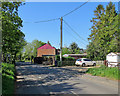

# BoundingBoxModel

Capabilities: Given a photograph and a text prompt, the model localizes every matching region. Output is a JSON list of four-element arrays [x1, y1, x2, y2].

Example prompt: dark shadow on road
[[16, 62, 35, 66], [16, 79, 83, 94], [16, 62, 86, 94]]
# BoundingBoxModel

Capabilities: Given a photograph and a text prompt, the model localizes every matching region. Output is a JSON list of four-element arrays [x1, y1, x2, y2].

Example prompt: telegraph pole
[[60, 17, 63, 65]]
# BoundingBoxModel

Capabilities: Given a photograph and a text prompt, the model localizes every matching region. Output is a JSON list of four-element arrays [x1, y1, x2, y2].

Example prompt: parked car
[[75, 58, 96, 67]]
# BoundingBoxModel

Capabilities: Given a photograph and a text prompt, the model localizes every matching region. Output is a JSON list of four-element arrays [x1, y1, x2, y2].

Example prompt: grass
[[2, 63, 15, 95], [25, 60, 31, 62], [86, 65, 120, 80]]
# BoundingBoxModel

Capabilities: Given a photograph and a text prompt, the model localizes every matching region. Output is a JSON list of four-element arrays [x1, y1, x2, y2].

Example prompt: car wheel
[[76, 65, 79, 67], [93, 63, 96, 66], [82, 63, 85, 67]]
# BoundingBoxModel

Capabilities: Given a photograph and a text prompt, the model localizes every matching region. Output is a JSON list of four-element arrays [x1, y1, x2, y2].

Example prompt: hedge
[[55, 55, 76, 67], [55, 55, 75, 61], [2, 63, 15, 95]]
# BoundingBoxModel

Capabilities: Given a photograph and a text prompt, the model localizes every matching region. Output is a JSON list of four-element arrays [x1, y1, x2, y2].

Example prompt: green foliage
[[62, 47, 72, 55], [87, 2, 119, 60], [2, 2, 26, 63], [32, 40, 45, 57], [62, 42, 84, 55], [69, 42, 82, 54], [22, 40, 45, 60], [2, 63, 15, 95], [56, 55, 75, 61], [55, 55, 76, 67], [57, 61, 75, 67], [87, 65, 119, 80]]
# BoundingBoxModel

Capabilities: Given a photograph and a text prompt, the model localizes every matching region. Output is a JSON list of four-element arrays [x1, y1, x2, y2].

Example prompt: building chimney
[[47, 41, 51, 46]]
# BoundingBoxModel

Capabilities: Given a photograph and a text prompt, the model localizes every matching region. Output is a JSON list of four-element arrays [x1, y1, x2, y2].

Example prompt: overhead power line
[[63, 20, 88, 43], [64, 28, 86, 48], [34, 18, 60, 23], [24, 18, 60, 23], [24, 1, 89, 23], [62, 0, 89, 17]]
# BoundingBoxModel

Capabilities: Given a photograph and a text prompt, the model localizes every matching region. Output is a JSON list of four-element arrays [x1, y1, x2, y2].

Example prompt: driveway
[[15, 62, 118, 95]]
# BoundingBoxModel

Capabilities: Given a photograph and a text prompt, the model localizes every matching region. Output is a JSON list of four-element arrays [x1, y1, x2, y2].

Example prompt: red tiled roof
[[37, 44, 56, 49]]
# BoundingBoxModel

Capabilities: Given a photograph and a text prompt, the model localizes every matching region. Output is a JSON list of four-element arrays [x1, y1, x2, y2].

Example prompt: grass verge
[[2, 63, 15, 95], [86, 65, 120, 80]]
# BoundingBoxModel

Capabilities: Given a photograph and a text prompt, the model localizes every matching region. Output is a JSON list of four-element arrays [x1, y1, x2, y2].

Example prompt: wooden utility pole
[[60, 17, 63, 65]]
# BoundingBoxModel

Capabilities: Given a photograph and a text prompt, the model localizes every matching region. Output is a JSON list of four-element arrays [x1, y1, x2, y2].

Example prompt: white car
[[75, 58, 96, 67]]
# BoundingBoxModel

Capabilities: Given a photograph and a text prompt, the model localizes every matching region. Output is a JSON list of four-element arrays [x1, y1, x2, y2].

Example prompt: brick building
[[37, 43, 56, 64], [37, 43, 56, 57]]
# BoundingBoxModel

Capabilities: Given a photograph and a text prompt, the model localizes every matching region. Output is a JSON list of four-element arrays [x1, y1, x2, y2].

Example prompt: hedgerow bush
[[55, 55, 76, 66], [56, 55, 75, 61], [2, 63, 15, 95]]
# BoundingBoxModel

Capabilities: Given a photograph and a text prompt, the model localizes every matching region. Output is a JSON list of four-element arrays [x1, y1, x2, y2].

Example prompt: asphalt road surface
[[15, 62, 118, 95]]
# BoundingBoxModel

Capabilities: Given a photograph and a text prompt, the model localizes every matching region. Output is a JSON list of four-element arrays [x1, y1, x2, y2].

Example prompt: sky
[[18, 2, 118, 49]]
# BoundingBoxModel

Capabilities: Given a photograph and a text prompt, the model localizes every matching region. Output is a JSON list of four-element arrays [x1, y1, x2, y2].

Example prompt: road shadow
[[16, 62, 35, 66], [16, 79, 84, 94], [15, 62, 86, 94]]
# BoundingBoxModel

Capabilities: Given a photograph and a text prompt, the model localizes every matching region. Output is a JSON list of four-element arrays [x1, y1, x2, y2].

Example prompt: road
[[15, 62, 118, 95]]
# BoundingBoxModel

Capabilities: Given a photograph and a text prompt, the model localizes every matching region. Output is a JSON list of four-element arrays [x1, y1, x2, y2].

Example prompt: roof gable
[[37, 44, 56, 49]]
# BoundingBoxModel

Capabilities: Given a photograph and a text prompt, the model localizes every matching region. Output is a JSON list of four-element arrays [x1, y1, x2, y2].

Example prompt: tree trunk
[[3, 53, 6, 63], [12, 53, 16, 64]]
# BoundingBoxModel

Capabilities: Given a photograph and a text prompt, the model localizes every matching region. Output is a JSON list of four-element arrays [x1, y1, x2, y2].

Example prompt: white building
[[63, 53, 87, 59], [106, 52, 120, 67]]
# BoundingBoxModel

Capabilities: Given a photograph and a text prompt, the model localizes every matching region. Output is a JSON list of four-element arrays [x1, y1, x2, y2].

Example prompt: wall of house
[[37, 49, 56, 57]]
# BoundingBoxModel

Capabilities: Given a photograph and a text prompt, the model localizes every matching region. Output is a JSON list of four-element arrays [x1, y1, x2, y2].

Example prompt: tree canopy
[[2, 2, 26, 63], [62, 42, 84, 55], [69, 42, 84, 54], [22, 40, 45, 60], [87, 2, 119, 60]]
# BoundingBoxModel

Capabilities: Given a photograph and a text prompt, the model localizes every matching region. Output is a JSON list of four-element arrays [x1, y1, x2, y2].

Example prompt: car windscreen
[[76, 59, 81, 61], [83, 59, 91, 61]]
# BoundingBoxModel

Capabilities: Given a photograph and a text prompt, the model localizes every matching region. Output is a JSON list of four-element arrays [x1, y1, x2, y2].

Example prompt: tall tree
[[2, 2, 26, 63], [87, 2, 119, 60]]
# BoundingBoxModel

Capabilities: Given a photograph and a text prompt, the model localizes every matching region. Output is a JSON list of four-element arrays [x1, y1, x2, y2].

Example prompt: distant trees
[[69, 42, 84, 54], [69, 42, 79, 54], [31, 40, 45, 57], [62, 47, 72, 55], [2, 2, 26, 63], [21, 40, 85, 60], [87, 2, 119, 60], [62, 42, 84, 55], [22, 40, 45, 60]]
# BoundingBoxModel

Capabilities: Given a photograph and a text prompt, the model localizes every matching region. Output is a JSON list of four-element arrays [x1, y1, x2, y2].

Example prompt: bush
[[2, 63, 15, 95], [87, 65, 119, 80], [56, 55, 75, 61], [55, 55, 76, 67], [57, 61, 75, 67]]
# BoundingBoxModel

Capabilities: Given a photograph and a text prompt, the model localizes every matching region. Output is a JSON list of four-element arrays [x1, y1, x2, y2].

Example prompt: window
[[77, 59, 81, 61], [83, 59, 91, 61]]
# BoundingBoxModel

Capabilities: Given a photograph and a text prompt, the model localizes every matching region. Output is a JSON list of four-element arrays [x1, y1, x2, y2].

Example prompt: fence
[[95, 61, 104, 65]]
